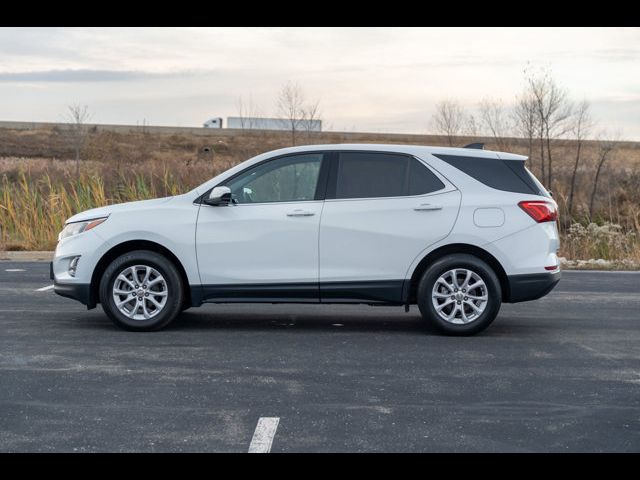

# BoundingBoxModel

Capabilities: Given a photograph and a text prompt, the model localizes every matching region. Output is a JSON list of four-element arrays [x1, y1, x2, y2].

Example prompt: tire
[[416, 254, 502, 336], [99, 250, 184, 331]]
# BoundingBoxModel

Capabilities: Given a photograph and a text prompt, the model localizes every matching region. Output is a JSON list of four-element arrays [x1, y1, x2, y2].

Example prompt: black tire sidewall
[[417, 254, 502, 336], [99, 250, 183, 331]]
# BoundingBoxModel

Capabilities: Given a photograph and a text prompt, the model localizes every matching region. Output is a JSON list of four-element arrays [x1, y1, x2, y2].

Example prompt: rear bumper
[[506, 270, 561, 303], [54, 281, 93, 308]]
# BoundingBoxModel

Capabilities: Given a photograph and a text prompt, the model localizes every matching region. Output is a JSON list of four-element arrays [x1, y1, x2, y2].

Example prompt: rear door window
[[335, 152, 407, 199], [408, 157, 446, 195], [333, 152, 445, 199]]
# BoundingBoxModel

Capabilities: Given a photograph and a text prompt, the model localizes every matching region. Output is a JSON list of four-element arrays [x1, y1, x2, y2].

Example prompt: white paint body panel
[[196, 201, 322, 284], [319, 189, 461, 282], [473, 208, 505, 227], [53, 194, 200, 285], [52, 143, 559, 301]]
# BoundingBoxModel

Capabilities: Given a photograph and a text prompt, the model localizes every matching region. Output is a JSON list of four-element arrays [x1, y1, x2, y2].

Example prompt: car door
[[318, 151, 461, 303], [196, 152, 328, 302]]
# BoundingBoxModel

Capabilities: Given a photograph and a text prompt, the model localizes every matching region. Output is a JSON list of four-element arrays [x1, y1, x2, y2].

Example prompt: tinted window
[[333, 153, 445, 199], [524, 166, 551, 197], [335, 152, 408, 199], [408, 158, 445, 195], [226, 153, 322, 204], [433, 154, 541, 195]]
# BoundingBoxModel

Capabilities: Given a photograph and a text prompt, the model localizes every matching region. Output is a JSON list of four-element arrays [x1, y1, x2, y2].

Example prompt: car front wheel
[[99, 250, 184, 331], [417, 254, 502, 336]]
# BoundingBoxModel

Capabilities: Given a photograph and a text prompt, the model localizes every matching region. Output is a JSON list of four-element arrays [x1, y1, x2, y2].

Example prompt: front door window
[[226, 153, 323, 204]]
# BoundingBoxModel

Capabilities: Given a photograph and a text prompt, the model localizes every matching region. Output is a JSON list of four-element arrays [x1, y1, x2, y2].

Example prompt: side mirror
[[204, 186, 232, 206]]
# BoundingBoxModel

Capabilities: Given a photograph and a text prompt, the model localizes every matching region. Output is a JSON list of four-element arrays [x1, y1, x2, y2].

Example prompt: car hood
[[65, 196, 175, 224]]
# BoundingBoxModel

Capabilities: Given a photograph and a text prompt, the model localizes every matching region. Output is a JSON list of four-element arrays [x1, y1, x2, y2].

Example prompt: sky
[[1, 27, 639, 139]]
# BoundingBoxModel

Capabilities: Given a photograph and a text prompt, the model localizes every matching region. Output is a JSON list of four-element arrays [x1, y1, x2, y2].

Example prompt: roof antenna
[[463, 143, 485, 150]]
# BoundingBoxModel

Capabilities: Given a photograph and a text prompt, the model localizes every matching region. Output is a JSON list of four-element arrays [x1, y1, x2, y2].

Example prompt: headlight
[[58, 217, 108, 241]]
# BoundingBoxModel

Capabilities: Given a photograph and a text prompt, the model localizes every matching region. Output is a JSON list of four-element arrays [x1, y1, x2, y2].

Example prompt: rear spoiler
[[463, 143, 485, 150]]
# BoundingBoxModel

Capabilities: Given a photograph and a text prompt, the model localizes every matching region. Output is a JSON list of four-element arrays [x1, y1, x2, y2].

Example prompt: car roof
[[262, 143, 528, 161], [189, 143, 527, 196]]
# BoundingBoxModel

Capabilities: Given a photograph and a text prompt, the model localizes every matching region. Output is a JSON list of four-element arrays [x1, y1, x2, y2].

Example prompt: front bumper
[[54, 281, 93, 307], [506, 270, 561, 303], [52, 229, 110, 309]]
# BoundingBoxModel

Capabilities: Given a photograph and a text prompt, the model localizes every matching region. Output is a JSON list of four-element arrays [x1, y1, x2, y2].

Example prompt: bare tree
[[478, 98, 512, 150], [301, 100, 322, 141], [277, 81, 306, 145], [525, 68, 573, 188], [567, 100, 593, 217], [589, 132, 621, 219], [513, 91, 539, 170], [432, 99, 466, 146], [464, 113, 479, 138], [67, 104, 91, 176], [235, 95, 262, 130]]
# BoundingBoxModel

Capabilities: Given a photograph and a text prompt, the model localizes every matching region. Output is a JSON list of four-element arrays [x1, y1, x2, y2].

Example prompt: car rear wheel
[[99, 250, 184, 331], [417, 254, 502, 336]]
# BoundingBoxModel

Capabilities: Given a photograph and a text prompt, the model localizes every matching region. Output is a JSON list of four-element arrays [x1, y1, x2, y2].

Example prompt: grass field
[[0, 124, 638, 265]]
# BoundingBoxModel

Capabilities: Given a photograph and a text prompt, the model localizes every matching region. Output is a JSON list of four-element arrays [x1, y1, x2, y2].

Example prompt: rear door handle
[[287, 209, 315, 217], [414, 204, 443, 211]]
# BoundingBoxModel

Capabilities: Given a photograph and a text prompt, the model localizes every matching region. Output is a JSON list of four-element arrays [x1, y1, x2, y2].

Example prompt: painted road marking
[[5, 269, 26, 272], [248, 417, 280, 453], [36, 285, 55, 292]]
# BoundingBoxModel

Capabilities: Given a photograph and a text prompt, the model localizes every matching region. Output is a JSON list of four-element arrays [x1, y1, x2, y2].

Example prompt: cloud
[[0, 69, 208, 83], [1, 27, 639, 139]]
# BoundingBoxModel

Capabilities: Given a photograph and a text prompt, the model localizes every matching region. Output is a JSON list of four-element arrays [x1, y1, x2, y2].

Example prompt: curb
[[0, 251, 54, 261]]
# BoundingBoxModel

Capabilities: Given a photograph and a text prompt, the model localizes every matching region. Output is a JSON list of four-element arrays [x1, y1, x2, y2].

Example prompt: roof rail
[[463, 143, 485, 150]]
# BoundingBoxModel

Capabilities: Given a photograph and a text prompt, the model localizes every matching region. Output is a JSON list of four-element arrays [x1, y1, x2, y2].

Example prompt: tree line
[[64, 69, 626, 227], [431, 67, 623, 221]]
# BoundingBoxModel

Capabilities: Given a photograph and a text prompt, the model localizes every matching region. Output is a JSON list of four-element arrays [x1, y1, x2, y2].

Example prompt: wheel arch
[[89, 240, 191, 309], [405, 243, 510, 304]]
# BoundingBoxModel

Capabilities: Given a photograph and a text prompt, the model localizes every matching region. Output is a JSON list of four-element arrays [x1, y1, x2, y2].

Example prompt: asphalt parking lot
[[0, 262, 639, 452]]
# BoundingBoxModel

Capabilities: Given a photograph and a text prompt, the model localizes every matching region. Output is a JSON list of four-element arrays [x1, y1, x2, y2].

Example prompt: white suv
[[52, 144, 560, 335]]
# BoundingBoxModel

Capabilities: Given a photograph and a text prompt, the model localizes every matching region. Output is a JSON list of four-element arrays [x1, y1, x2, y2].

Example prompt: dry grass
[[561, 222, 639, 263], [1, 125, 639, 263], [0, 158, 220, 250]]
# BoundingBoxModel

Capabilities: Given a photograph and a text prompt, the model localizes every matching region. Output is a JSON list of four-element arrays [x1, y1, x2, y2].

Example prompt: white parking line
[[5, 269, 26, 272], [36, 285, 55, 292], [248, 417, 280, 453]]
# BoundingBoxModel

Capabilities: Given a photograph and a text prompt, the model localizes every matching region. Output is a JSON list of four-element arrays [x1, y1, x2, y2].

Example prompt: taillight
[[518, 200, 558, 223]]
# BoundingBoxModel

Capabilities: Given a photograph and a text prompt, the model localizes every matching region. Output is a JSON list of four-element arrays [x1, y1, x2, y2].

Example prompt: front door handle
[[414, 204, 443, 211], [287, 209, 315, 217]]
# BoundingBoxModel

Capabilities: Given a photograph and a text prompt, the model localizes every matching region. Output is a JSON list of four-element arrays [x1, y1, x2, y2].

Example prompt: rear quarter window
[[433, 154, 545, 196]]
